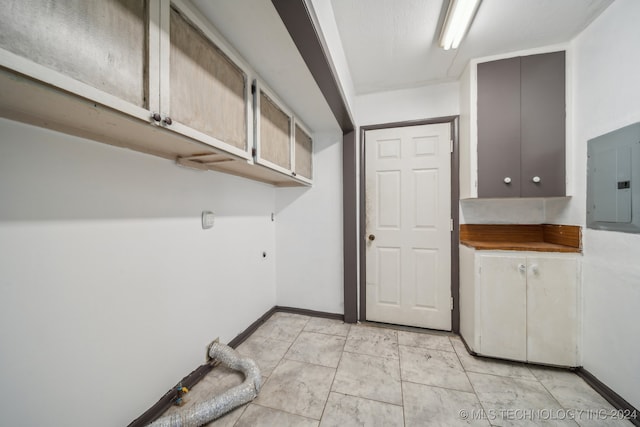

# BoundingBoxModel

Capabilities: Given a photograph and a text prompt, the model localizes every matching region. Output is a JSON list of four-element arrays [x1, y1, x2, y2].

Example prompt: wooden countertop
[[460, 224, 581, 253]]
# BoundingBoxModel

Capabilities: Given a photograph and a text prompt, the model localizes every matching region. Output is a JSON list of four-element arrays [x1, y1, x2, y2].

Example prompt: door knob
[[504, 177, 512, 184], [368, 234, 376, 241], [532, 176, 541, 183]]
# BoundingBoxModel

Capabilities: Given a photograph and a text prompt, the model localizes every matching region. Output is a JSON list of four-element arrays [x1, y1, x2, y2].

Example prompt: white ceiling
[[331, 0, 614, 94]]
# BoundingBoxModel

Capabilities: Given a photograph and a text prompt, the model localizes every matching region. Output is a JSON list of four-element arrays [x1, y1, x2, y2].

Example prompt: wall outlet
[[206, 337, 219, 362], [202, 211, 215, 229]]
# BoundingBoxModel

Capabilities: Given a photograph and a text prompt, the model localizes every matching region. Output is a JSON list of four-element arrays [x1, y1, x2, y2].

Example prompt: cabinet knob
[[368, 234, 376, 241], [532, 176, 541, 183], [518, 264, 526, 273], [530, 265, 539, 275], [504, 177, 512, 184], [162, 116, 173, 126], [152, 112, 161, 122]]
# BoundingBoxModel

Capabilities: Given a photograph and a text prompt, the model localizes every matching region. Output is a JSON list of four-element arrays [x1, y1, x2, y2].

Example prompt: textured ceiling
[[331, 0, 614, 94]]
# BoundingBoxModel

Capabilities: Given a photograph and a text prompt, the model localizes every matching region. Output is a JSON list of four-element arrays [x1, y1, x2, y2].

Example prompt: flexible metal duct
[[148, 342, 262, 427]]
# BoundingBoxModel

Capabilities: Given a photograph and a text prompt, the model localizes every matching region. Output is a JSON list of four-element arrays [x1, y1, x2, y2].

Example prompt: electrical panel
[[587, 122, 640, 233]]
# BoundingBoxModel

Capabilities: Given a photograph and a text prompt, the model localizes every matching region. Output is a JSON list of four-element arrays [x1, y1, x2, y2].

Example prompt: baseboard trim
[[274, 305, 344, 321], [128, 305, 341, 426], [227, 306, 278, 348], [127, 362, 215, 427], [576, 368, 640, 427]]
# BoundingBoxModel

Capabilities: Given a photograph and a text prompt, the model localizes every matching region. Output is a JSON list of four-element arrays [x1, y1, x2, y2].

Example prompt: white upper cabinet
[[0, 0, 151, 120], [294, 121, 313, 182], [253, 81, 313, 185], [155, 1, 252, 160], [0, 0, 312, 186], [255, 84, 293, 174]]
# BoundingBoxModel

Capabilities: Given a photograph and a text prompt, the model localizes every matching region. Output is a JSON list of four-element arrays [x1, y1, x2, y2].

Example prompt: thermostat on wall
[[202, 211, 215, 229]]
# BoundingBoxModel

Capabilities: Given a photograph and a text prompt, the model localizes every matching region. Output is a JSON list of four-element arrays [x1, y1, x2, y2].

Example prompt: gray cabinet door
[[477, 57, 521, 197], [521, 52, 566, 197], [477, 52, 565, 198]]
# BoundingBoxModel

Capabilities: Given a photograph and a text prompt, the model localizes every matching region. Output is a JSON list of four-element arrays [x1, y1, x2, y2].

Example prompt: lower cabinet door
[[526, 257, 578, 366], [479, 254, 527, 361]]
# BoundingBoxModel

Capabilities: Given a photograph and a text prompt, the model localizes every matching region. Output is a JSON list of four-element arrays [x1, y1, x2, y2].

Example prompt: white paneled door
[[365, 123, 452, 330]]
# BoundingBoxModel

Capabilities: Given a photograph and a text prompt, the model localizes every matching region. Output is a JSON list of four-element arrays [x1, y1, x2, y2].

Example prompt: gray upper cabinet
[[477, 51, 566, 198], [477, 57, 521, 198]]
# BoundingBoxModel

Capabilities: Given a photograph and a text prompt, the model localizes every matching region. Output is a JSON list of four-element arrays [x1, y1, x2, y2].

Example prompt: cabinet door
[[294, 122, 313, 181], [165, 4, 250, 158], [479, 254, 527, 360], [521, 52, 566, 197], [255, 86, 293, 173], [477, 57, 521, 197], [527, 256, 577, 366], [0, 0, 148, 110], [459, 245, 478, 351]]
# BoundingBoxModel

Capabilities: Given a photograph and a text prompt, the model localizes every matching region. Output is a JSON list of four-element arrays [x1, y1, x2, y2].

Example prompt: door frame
[[359, 117, 460, 332]]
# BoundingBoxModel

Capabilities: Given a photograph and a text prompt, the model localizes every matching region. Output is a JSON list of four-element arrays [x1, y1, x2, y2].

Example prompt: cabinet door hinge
[[450, 139, 454, 153], [450, 297, 454, 310]]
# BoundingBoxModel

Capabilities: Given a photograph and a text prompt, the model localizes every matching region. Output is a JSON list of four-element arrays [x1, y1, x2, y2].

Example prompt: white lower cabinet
[[478, 253, 528, 361], [460, 246, 580, 367]]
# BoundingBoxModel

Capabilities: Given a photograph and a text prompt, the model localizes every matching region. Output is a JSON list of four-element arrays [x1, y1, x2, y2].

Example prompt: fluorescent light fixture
[[439, 0, 481, 50]]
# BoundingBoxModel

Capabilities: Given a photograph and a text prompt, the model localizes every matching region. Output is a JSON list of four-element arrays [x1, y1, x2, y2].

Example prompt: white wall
[[275, 132, 344, 314], [0, 119, 277, 427], [460, 199, 546, 224], [354, 82, 460, 126], [565, 0, 640, 410]]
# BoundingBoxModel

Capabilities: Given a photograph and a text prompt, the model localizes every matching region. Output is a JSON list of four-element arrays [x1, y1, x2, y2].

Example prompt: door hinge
[[450, 297, 454, 310], [251, 148, 256, 158], [450, 139, 454, 153], [450, 218, 454, 231], [251, 83, 256, 95]]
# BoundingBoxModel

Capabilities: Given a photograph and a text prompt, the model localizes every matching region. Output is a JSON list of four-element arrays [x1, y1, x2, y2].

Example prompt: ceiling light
[[439, 0, 481, 50]]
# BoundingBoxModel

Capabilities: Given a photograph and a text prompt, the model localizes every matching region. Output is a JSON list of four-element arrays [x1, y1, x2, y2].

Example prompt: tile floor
[[161, 312, 634, 426]]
